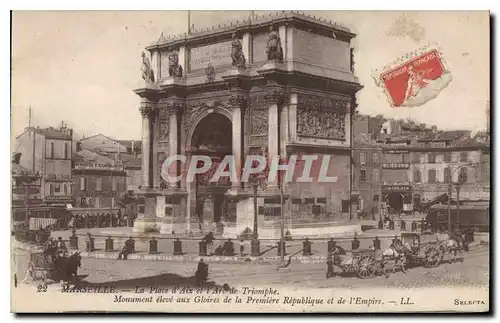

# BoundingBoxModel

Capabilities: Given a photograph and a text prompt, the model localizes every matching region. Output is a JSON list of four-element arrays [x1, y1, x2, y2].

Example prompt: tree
[[117, 190, 138, 219]]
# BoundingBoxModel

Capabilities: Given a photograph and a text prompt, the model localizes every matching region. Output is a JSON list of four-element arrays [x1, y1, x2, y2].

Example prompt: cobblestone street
[[12, 244, 489, 290]]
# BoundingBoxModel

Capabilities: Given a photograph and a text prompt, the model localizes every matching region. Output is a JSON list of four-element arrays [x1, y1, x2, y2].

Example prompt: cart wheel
[[424, 246, 441, 268], [357, 255, 375, 279]]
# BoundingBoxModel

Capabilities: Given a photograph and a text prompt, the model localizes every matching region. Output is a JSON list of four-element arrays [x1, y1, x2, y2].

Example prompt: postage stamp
[[372, 45, 453, 107], [10, 11, 490, 314]]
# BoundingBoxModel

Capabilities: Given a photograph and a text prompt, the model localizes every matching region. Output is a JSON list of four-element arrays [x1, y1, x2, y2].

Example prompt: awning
[[67, 208, 120, 216], [429, 204, 489, 211]]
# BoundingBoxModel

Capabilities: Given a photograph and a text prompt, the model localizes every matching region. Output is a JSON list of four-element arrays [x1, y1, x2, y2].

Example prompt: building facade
[[15, 124, 74, 205], [78, 135, 142, 192], [353, 114, 491, 215], [410, 143, 490, 205], [133, 12, 362, 236], [352, 143, 382, 217], [72, 150, 127, 208]]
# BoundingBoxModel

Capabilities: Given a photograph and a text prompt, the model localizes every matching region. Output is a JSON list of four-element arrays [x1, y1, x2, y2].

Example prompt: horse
[[382, 242, 410, 276], [54, 252, 82, 282], [445, 236, 465, 263], [330, 246, 357, 276]]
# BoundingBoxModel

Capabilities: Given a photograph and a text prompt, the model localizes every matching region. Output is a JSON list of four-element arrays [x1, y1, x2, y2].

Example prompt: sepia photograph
[[9, 9, 491, 313]]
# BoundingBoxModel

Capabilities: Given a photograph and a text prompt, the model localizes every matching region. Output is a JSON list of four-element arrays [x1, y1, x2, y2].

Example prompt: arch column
[[265, 90, 286, 190], [167, 103, 181, 189], [139, 98, 155, 189], [229, 94, 247, 190]]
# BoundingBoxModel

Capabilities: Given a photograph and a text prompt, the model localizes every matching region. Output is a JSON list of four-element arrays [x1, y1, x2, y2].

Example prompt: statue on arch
[[141, 52, 155, 83], [168, 47, 183, 77], [266, 25, 283, 62], [231, 32, 246, 68]]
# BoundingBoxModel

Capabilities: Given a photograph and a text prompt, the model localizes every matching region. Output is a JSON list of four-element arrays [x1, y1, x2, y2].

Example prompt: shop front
[[382, 183, 413, 215]]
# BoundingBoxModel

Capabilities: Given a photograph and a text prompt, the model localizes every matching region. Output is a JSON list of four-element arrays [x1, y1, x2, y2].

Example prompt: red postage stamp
[[373, 46, 452, 107]]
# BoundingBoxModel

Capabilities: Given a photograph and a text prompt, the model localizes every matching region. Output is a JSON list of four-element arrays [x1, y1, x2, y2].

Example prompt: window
[[54, 184, 61, 193], [360, 152, 366, 165], [444, 167, 452, 183], [428, 153, 436, 163], [428, 169, 437, 183], [112, 178, 117, 191], [64, 143, 69, 159], [413, 194, 421, 208], [373, 194, 379, 202], [49, 183, 53, 195], [360, 169, 367, 181], [444, 152, 451, 163], [372, 153, 379, 163], [413, 170, 421, 183], [460, 152, 468, 163], [50, 142, 55, 159], [96, 178, 102, 191], [373, 168, 380, 182], [80, 177, 86, 191], [459, 167, 468, 184]]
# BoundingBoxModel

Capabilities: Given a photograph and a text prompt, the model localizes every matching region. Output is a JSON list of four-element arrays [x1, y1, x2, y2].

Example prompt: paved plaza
[[12, 244, 489, 290]]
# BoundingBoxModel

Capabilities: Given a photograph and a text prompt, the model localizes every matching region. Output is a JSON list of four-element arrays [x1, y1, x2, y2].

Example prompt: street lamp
[[447, 163, 477, 234], [250, 175, 262, 256], [279, 181, 286, 267]]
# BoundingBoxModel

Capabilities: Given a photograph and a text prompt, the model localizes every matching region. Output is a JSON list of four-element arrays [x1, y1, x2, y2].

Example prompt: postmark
[[372, 45, 453, 107]]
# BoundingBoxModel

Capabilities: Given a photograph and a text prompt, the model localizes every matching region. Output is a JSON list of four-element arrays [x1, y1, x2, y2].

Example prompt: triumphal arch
[[134, 12, 362, 238]]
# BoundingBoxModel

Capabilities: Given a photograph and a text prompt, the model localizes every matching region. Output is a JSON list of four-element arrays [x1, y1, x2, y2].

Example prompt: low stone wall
[[222, 223, 362, 239]]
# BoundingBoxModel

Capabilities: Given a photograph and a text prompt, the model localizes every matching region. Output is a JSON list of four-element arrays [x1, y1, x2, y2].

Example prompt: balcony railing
[[44, 174, 71, 181], [74, 162, 124, 171]]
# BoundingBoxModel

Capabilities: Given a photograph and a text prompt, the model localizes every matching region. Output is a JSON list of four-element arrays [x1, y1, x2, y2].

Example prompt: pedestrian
[[117, 237, 134, 260], [195, 258, 208, 285], [351, 236, 360, 250], [326, 253, 335, 278]]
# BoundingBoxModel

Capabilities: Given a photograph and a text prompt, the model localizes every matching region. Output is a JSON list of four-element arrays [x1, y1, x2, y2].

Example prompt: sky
[[11, 11, 490, 141]]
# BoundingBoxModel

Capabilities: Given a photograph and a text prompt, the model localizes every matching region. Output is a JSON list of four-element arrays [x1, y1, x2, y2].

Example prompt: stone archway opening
[[190, 113, 232, 224]]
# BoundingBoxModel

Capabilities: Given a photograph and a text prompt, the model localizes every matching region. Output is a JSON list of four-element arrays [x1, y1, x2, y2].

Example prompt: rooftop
[[149, 11, 354, 49], [418, 130, 470, 142], [29, 126, 73, 140], [11, 163, 38, 177]]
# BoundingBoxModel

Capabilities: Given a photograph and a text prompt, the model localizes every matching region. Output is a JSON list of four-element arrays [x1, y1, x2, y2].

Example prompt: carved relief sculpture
[[231, 32, 246, 68], [249, 95, 268, 136], [158, 107, 170, 141], [159, 121, 169, 141], [266, 25, 283, 62], [157, 152, 167, 189], [168, 47, 183, 77], [297, 95, 347, 140], [141, 52, 155, 82], [139, 105, 155, 119], [229, 94, 247, 110], [205, 63, 216, 83]]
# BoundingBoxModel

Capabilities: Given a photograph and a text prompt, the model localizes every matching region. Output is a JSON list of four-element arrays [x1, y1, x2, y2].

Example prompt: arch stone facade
[[133, 12, 362, 237]]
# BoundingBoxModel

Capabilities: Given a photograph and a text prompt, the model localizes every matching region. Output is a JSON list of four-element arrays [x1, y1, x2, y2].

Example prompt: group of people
[[69, 212, 136, 229], [43, 236, 68, 260], [202, 232, 235, 256]]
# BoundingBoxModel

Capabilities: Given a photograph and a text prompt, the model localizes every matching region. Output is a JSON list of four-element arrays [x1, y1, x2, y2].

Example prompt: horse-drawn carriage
[[330, 231, 467, 279], [331, 248, 381, 279], [26, 248, 82, 284]]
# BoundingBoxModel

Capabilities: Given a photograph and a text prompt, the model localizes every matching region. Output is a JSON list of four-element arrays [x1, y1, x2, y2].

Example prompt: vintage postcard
[[10, 10, 490, 313]]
